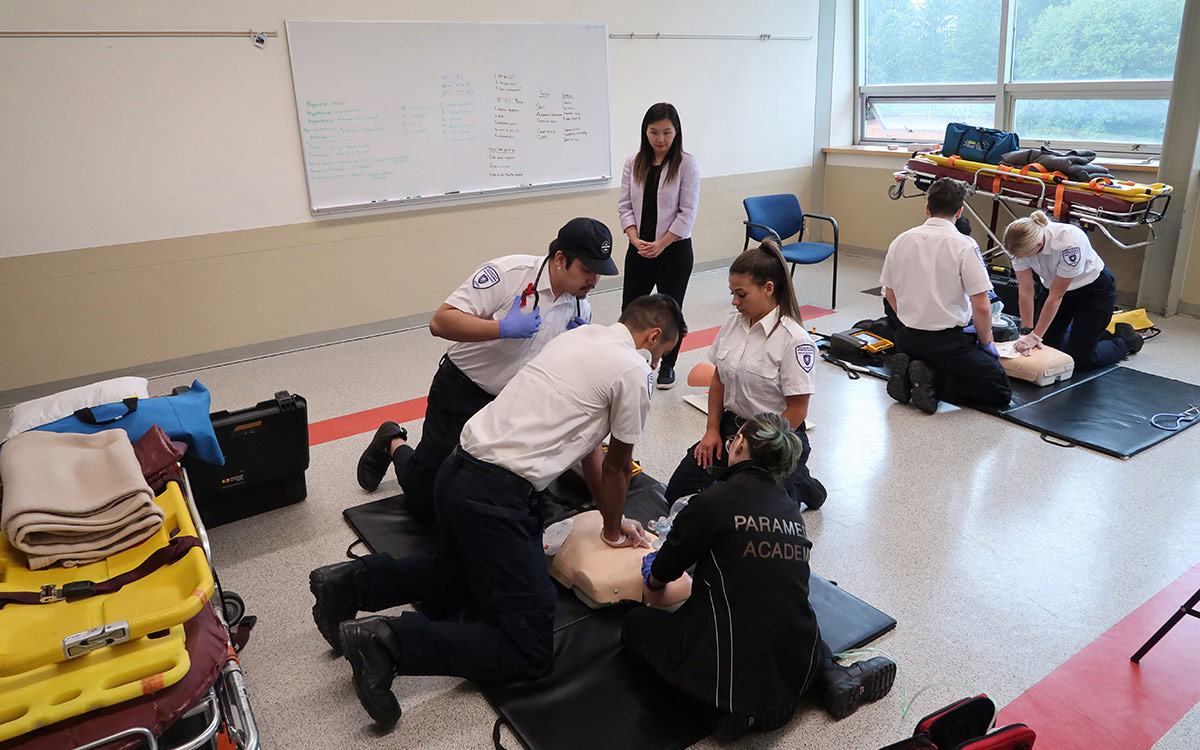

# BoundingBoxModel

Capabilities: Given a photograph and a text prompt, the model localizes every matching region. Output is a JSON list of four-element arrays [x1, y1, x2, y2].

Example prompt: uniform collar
[[610, 323, 651, 363], [923, 217, 957, 230], [718, 460, 777, 484], [740, 305, 783, 334]]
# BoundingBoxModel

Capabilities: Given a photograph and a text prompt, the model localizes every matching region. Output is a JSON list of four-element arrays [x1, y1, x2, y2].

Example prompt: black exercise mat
[[991, 366, 1200, 458], [344, 477, 898, 750]]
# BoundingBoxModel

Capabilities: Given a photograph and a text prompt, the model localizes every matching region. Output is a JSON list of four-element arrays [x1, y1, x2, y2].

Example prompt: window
[[857, 0, 1185, 154]]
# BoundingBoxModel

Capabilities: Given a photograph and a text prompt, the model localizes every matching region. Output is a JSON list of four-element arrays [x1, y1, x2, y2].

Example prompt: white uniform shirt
[[880, 217, 993, 331], [1010, 222, 1104, 291], [707, 307, 816, 419], [444, 254, 592, 396], [460, 323, 654, 491]]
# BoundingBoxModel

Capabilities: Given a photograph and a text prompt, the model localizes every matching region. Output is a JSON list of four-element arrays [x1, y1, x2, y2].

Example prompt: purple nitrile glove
[[641, 551, 658, 588], [567, 315, 589, 330], [978, 340, 999, 359]]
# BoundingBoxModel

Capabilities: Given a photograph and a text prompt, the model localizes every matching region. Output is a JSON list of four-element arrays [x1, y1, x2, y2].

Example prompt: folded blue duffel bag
[[943, 122, 1020, 164], [27, 380, 225, 466]]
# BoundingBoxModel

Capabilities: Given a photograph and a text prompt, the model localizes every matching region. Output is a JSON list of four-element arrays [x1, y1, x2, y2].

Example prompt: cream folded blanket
[[0, 430, 161, 569]]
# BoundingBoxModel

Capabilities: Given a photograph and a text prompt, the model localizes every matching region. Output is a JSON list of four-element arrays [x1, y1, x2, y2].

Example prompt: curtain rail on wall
[[0, 30, 277, 40], [609, 32, 811, 41]]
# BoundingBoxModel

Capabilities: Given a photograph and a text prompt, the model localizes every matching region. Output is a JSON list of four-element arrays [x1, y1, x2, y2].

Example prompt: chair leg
[[1131, 585, 1200, 663], [831, 248, 838, 310]]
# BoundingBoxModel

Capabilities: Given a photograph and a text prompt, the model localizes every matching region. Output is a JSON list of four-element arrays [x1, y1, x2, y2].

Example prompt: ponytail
[[729, 237, 804, 333], [1004, 211, 1051, 258], [739, 412, 805, 480]]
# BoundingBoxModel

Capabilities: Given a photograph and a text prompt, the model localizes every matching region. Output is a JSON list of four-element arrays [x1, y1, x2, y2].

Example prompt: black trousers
[[359, 448, 556, 684], [1042, 267, 1127, 370], [621, 607, 833, 718], [664, 410, 823, 508], [894, 326, 1012, 408], [391, 355, 495, 518], [621, 237, 693, 369]]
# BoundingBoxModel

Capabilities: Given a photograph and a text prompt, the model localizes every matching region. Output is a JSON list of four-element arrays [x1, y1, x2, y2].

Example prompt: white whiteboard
[[285, 21, 612, 215]]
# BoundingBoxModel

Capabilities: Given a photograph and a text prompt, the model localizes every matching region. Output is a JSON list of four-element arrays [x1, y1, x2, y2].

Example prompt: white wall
[[0, 0, 818, 258]]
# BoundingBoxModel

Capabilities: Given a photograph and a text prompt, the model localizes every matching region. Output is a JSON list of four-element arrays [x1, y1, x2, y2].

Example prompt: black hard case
[[183, 391, 310, 528]]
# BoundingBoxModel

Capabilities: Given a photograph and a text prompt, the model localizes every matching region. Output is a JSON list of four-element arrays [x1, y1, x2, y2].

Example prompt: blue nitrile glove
[[978, 340, 999, 359], [964, 322, 977, 334], [566, 315, 589, 330], [641, 551, 658, 588], [498, 294, 541, 339]]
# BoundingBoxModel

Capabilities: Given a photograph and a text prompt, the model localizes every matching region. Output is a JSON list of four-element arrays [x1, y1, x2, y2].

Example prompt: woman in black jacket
[[623, 413, 896, 733]]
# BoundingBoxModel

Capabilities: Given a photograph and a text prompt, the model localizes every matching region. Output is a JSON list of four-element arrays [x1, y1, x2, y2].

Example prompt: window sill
[[823, 145, 1160, 173]]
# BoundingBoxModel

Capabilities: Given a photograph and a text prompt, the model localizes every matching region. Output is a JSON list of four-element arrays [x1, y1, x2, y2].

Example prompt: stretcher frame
[[59, 469, 260, 750], [889, 154, 1172, 259]]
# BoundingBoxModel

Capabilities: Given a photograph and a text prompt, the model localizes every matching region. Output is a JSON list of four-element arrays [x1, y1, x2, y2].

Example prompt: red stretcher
[[889, 151, 1173, 259]]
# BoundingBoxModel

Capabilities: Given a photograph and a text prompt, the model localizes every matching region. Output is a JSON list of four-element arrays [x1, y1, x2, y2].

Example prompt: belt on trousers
[[452, 446, 535, 497]]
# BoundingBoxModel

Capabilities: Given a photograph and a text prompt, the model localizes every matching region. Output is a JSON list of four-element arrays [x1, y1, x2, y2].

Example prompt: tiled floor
[[13, 253, 1200, 748]]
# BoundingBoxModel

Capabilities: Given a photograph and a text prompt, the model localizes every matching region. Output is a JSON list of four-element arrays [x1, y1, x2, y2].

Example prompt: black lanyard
[[520, 257, 581, 318]]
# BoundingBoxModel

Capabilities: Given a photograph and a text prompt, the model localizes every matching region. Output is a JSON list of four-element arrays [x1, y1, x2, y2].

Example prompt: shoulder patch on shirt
[[1061, 246, 1082, 268], [647, 371, 656, 400], [471, 266, 502, 289], [795, 344, 816, 373]]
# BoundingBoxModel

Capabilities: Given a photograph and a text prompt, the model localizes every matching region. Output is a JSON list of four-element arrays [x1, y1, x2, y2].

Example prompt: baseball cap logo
[[600, 239, 611, 257]]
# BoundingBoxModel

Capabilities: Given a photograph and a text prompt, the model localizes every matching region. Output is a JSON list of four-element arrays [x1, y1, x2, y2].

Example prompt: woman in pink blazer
[[618, 102, 701, 389]]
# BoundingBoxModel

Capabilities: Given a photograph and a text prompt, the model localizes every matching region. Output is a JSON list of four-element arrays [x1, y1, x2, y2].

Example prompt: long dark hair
[[632, 102, 683, 187], [729, 238, 804, 334]]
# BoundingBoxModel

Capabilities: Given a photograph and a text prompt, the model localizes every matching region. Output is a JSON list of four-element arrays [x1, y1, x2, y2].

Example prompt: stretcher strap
[[0, 535, 202, 607], [1053, 182, 1067, 220]]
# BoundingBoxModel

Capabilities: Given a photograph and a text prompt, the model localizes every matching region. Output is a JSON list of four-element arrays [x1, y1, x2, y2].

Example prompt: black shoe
[[886, 353, 912, 404], [908, 360, 940, 414], [823, 656, 897, 720], [309, 559, 367, 655], [340, 617, 403, 728], [655, 366, 676, 390], [356, 422, 407, 491], [800, 476, 827, 511], [1113, 322, 1144, 354]]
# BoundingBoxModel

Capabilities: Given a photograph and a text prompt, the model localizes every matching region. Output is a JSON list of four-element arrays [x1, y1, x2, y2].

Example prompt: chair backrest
[[743, 194, 805, 243]]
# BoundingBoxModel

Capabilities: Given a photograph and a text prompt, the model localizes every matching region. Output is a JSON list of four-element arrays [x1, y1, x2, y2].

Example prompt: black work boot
[[309, 559, 368, 655], [1113, 322, 1144, 354], [356, 422, 407, 491], [340, 616, 403, 728], [823, 656, 897, 720], [886, 352, 912, 404], [800, 475, 828, 511], [907, 360, 940, 414]]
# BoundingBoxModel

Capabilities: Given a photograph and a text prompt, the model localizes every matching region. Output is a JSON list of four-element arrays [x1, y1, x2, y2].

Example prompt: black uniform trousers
[[359, 448, 556, 684], [663, 410, 821, 508], [621, 238, 693, 370], [391, 355, 495, 518], [621, 608, 834, 718], [894, 326, 1012, 408], [1042, 267, 1127, 370]]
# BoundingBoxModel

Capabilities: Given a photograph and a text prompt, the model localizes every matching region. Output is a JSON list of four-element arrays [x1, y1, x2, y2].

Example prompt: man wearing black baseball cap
[[311, 219, 617, 650]]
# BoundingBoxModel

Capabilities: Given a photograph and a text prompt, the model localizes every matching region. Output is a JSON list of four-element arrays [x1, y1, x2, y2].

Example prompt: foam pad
[[344, 474, 899, 750]]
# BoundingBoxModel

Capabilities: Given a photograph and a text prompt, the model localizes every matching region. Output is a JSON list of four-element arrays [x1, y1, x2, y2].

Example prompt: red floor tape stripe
[[308, 307, 835, 447], [997, 560, 1200, 749]]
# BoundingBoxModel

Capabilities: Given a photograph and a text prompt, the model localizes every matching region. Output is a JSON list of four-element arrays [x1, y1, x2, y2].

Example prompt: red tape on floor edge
[[997, 560, 1200, 749], [308, 311, 836, 446]]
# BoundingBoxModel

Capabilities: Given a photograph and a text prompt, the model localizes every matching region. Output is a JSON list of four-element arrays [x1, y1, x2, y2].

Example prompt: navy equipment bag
[[943, 123, 1020, 164]]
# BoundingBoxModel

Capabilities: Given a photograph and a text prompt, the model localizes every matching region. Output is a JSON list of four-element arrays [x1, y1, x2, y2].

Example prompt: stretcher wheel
[[221, 591, 246, 628], [888, 182, 903, 200]]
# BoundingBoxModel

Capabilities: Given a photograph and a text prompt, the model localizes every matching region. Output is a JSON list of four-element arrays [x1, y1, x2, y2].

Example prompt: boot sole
[[908, 361, 940, 414], [340, 623, 402, 728], [356, 422, 404, 491], [886, 354, 911, 404], [826, 659, 897, 720], [309, 571, 350, 655]]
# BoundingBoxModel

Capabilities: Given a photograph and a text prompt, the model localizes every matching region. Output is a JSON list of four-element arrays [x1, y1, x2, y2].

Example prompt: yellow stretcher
[[0, 622, 189, 742], [0, 481, 214, 677]]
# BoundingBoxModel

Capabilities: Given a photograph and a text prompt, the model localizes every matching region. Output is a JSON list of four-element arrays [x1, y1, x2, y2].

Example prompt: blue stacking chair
[[743, 194, 839, 309]]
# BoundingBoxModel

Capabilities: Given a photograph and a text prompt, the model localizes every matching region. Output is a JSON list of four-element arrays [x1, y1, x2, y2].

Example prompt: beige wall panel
[[1182, 202, 1200, 305], [0, 168, 808, 391]]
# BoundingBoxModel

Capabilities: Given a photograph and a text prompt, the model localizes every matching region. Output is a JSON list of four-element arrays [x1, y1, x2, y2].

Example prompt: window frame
[[855, 0, 1177, 156]]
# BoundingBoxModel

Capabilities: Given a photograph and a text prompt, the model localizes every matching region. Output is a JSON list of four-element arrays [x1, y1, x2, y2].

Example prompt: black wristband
[[1020, 327, 1033, 335]]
